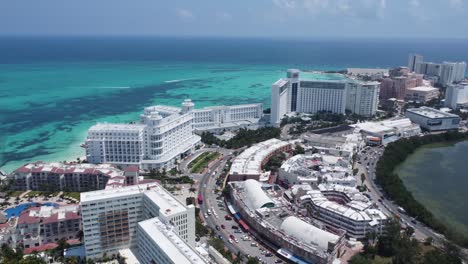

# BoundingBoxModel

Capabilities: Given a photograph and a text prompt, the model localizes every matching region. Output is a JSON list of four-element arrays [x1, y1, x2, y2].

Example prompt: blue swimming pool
[[4, 202, 59, 219]]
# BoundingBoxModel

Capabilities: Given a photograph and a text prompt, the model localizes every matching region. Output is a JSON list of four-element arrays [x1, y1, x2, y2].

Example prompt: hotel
[[80, 182, 201, 262], [270, 69, 380, 126], [86, 99, 263, 170], [445, 82, 468, 109]]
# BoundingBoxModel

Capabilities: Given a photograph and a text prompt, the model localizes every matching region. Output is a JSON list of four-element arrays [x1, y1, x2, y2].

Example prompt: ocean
[[1, 36, 468, 172]]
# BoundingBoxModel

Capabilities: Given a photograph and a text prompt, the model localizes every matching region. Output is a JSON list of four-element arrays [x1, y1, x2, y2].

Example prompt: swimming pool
[[4, 202, 59, 219]]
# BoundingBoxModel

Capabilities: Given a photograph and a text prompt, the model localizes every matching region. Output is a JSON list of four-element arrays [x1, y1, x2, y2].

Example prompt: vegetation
[[375, 131, 468, 247], [350, 220, 462, 264], [292, 144, 305, 155], [62, 192, 81, 201], [189, 152, 221, 173], [201, 127, 281, 149], [145, 169, 194, 185], [263, 152, 287, 172]]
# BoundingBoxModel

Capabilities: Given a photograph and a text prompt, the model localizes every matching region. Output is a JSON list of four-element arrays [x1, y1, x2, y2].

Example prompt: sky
[[1, 0, 468, 38]]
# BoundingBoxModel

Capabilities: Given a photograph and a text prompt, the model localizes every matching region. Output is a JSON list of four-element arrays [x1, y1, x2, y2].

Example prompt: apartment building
[[405, 86, 440, 103], [445, 82, 468, 109]]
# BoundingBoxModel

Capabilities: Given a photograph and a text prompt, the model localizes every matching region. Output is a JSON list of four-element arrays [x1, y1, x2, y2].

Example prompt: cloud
[[273, 0, 297, 10], [216, 12, 232, 21], [448, 0, 464, 9], [176, 9, 195, 20], [273, 0, 386, 19]]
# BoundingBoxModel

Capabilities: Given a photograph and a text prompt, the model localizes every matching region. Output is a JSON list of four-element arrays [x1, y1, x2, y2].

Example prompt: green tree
[[18, 255, 46, 264], [246, 257, 260, 264]]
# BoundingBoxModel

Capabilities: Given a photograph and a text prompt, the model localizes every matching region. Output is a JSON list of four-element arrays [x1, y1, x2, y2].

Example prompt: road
[[356, 146, 468, 261], [196, 151, 283, 264]]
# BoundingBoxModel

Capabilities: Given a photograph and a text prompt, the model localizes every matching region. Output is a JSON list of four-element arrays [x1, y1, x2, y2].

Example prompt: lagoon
[[395, 140, 468, 236]]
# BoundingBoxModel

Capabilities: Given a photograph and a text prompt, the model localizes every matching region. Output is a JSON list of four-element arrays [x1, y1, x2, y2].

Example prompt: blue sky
[[1, 0, 467, 38]]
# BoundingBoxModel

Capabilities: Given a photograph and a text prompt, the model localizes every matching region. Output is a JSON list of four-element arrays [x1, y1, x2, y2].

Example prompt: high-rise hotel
[[80, 182, 206, 263], [271, 69, 380, 126], [86, 99, 262, 170]]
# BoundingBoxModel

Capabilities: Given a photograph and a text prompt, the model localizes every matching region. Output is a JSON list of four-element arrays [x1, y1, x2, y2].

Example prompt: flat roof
[[406, 106, 460, 119], [406, 86, 439, 92], [89, 123, 146, 132], [138, 218, 207, 264], [229, 139, 290, 176], [80, 182, 158, 203]]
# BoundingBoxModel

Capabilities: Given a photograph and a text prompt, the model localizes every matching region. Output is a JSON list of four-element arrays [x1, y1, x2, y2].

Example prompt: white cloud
[[216, 12, 232, 21], [273, 0, 297, 10], [176, 9, 195, 20], [274, 0, 386, 19], [448, 0, 464, 9]]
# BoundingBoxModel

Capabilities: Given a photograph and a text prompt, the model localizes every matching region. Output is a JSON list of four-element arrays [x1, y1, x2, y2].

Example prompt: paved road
[[197, 152, 283, 264], [356, 146, 468, 261]]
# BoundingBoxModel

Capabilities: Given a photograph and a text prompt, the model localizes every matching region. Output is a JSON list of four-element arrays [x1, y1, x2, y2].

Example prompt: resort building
[[15, 205, 81, 249], [190, 101, 263, 133], [445, 82, 468, 109], [347, 68, 389, 80], [228, 139, 293, 182], [80, 182, 200, 262], [228, 180, 346, 264], [379, 74, 423, 100], [7, 162, 139, 192], [270, 69, 381, 125], [278, 154, 357, 187], [86, 99, 264, 170], [404, 86, 440, 103], [0, 204, 81, 249], [405, 106, 461, 131], [439, 62, 467, 87], [345, 81, 380, 117], [291, 184, 388, 239], [410, 54, 466, 87], [351, 118, 421, 145]]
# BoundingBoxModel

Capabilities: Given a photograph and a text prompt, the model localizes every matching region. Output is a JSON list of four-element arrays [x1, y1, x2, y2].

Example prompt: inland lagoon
[[395, 140, 468, 236]]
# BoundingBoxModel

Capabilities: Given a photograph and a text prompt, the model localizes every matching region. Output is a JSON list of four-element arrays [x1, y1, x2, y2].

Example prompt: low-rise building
[[279, 154, 357, 187], [12, 205, 81, 249], [228, 139, 293, 182], [405, 107, 461, 131], [351, 118, 421, 145], [292, 184, 388, 239], [405, 86, 440, 103], [228, 180, 345, 264], [8, 162, 138, 192], [302, 132, 364, 160]]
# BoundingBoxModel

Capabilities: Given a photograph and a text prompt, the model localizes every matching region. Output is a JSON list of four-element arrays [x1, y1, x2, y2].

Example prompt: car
[[204, 213, 208, 218], [229, 234, 235, 240], [265, 253, 273, 257], [250, 242, 258, 247], [234, 229, 242, 233], [378, 198, 382, 202], [275, 259, 283, 263], [411, 219, 417, 224], [228, 238, 233, 244], [257, 256, 262, 261], [225, 215, 232, 220], [221, 224, 225, 229], [235, 238, 239, 243], [218, 235, 223, 239], [215, 225, 220, 230], [231, 225, 239, 229]]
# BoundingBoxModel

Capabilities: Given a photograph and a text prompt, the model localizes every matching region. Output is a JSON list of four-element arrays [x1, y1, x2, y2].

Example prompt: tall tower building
[[408, 54, 423, 72]]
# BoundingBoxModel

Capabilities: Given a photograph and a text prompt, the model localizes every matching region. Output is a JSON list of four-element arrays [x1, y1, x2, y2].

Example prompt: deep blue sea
[[1, 36, 468, 172]]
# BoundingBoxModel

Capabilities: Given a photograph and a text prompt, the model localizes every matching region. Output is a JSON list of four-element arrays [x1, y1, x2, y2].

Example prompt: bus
[[198, 194, 203, 205]]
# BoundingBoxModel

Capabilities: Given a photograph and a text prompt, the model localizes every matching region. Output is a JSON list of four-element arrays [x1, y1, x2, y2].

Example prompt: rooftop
[[229, 139, 291, 176], [81, 182, 159, 203], [407, 106, 460, 119], [138, 218, 208, 264], [406, 86, 439, 92]]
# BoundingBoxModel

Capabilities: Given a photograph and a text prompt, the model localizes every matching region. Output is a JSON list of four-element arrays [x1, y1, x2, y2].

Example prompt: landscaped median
[[188, 152, 221, 173]]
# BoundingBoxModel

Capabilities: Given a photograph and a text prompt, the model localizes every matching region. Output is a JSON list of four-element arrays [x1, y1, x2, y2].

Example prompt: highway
[[197, 151, 284, 264]]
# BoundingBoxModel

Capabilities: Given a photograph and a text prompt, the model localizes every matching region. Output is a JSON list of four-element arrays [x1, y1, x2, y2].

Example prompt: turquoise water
[[0, 61, 343, 173], [395, 141, 468, 236], [4, 202, 59, 218]]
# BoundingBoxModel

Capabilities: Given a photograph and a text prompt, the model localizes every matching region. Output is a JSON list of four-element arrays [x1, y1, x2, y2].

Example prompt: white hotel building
[[86, 99, 262, 170], [80, 182, 204, 263], [271, 69, 380, 126], [445, 82, 468, 109]]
